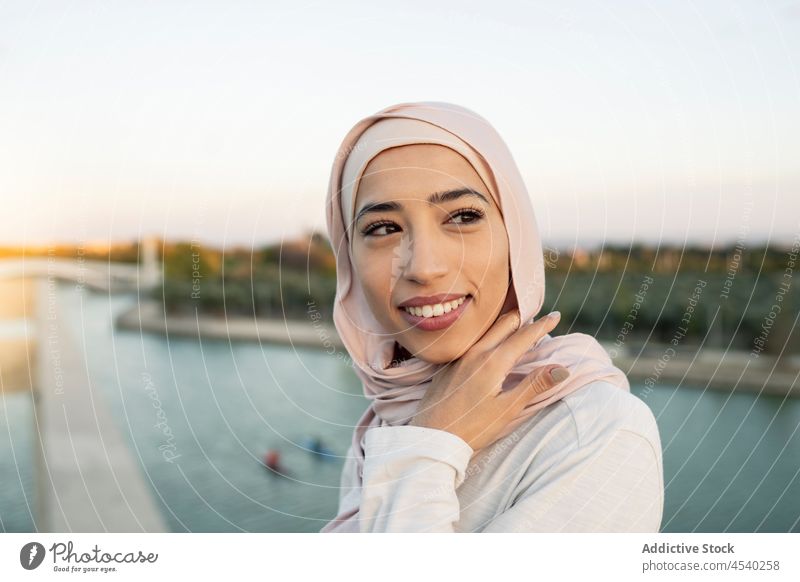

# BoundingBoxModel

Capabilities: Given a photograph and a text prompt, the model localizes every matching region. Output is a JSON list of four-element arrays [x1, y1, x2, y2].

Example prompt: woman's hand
[[408, 310, 570, 451]]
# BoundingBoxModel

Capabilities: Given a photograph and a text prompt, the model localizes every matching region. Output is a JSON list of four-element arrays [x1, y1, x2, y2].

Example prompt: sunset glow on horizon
[[1, 0, 798, 249]]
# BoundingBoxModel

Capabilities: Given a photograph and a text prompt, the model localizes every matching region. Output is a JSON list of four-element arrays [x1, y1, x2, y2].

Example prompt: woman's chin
[[407, 343, 469, 365]]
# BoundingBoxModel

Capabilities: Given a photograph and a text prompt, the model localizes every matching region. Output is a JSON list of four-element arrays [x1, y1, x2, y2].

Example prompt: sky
[[1, 0, 799, 250]]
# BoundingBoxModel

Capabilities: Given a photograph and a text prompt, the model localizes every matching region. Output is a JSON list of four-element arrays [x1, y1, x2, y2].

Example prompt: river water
[[1, 282, 798, 532]]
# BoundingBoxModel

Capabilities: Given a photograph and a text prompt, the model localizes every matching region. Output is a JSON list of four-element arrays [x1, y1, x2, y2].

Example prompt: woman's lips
[[398, 295, 472, 331]]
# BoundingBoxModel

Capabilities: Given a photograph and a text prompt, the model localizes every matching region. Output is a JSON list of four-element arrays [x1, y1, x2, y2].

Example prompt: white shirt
[[327, 380, 664, 532]]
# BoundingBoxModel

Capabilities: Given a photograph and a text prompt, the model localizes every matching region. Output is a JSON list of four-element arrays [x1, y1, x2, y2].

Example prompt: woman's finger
[[495, 364, 571, 409], [489, 311, 561, 371], [470, 309, 521, 354], [473, 308, 561, 355]]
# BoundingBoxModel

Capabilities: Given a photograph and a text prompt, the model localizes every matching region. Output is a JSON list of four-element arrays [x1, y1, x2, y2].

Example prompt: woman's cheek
[[362, 265, 394, 319], [485, 226, 510, 280], [473, 236, 509, 313], [470, 246, 501, 287]]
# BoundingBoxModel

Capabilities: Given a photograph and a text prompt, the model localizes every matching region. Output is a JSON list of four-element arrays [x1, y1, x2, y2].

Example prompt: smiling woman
[[351, 143, 512, 364], [321, 102, 664, 533]]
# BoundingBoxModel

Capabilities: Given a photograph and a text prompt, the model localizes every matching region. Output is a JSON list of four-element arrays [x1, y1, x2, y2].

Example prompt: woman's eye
[[362, 221, 397, 237], [450, 209, 484, 225], [361, 208, 485, 238]]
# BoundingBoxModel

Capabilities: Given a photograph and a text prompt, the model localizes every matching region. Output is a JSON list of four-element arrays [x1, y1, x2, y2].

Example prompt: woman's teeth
[[402, 296, 466, 318]]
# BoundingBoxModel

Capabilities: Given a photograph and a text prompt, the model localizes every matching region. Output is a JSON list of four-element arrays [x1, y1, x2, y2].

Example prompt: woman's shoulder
[[499, 380, 663, 489], [560, 380, 661, 450]]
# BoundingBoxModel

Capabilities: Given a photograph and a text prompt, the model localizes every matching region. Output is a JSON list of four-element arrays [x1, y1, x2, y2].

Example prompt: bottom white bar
[[1, 533, 797, 581]]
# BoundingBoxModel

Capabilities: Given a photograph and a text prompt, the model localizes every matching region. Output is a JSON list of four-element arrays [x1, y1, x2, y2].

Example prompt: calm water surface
[[1, 283, 798, 532]]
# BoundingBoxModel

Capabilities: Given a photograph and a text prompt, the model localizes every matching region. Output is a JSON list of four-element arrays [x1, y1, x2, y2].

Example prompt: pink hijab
[[321, 101, 629, 532]]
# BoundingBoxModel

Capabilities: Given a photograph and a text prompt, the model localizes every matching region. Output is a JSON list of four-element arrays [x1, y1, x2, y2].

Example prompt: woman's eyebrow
[[355, 187, 489, 223]]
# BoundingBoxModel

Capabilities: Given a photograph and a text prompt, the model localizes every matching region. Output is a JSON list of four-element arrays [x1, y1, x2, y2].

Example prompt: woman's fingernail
[[549, 367, 570, 382], [549, 311, 561, 320]]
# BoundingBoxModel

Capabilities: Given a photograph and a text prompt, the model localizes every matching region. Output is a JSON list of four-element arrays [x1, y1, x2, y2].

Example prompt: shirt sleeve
[[358, 425, 474, 532], [357, 425, 663, 533], [480, 428, 664, 532]]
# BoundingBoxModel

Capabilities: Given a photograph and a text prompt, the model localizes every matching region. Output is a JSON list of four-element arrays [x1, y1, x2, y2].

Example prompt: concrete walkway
[[33, 278, 167, 532]]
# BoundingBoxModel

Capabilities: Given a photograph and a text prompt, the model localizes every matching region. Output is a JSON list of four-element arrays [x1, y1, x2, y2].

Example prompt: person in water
[[320, 101, 664, 532], [307, 436, 334, 458], [263, 449, 284, 475]]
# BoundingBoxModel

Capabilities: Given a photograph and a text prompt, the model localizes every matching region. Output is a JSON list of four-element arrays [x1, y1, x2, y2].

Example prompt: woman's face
[[351, 143, 513, 365]]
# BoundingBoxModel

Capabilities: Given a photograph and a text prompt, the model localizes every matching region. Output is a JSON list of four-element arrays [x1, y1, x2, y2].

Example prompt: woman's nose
[[394, 232, 449, 285]]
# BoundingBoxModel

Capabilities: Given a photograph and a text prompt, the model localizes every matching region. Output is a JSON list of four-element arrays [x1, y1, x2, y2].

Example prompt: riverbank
[[116, 300, 799, 397], [612, 345, 799, 398], [116, 300, 343, 350]]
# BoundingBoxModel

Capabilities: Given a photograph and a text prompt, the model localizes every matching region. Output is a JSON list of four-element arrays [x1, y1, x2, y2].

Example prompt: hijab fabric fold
[[321, 101, 629, 533]]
